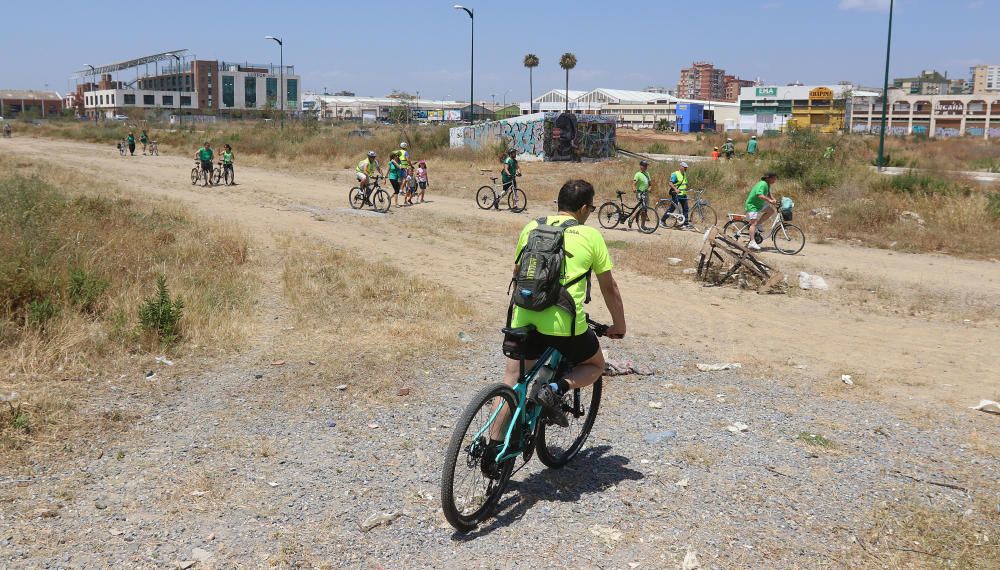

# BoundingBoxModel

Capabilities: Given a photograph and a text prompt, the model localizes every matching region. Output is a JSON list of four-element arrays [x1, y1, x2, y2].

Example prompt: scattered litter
[[327, 420, 337, 428], [190, 490, 208, 497], [397, 387, 411, 397], [271, 360, 286, 366], [899, 210, 925, 225], [144, 371, 156, 380], [666, 257, 683, 266], [359, 511, 402, 532], [648, 401, 663, 409], [675, 478, 689, 489], [336, 384, 348, 391], [682, 268, 698, 275], [155, 356, 174, 366], [643, 430, 677, 444], [267, 481, 279, 488], [841, 374, 854, 386], [970, 400, 1000, 415], [681, 547, 701, 570], [0, 392, 17, 402], [254, 373, 263, 380], [458, 331, 473, 343], [663, 383, 675, 389], [589, 524, 623, 546], [798, 272, 829, 291], [308, 360, 317, 366], [605, 359, 654, 376], [368, 423, 380, 429], [697, 362, 741, 372], [793, 364, 808, 370], [726, 422, 749, 434]]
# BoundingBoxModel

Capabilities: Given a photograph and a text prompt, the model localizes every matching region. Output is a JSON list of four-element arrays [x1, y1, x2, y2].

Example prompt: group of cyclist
[[712, 136, 757, 161], [194, 141, 236, 187], [355, 141, 430, 206]]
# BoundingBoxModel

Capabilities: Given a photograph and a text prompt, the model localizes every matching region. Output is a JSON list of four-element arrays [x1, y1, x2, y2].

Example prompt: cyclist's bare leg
[[563, 349, 605, 391], [486, 357, 538, 440]]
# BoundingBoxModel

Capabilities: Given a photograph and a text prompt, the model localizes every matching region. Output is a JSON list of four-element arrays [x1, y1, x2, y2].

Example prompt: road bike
[[349, 175, 391, 213], [191, 160, 212, 186], [148, 140, 159, 156], [654, 188, 717, 231], [475, 170, 527, 213], [722, 199, 805, 255], [597, 191, 658, 234], [441, 318, 608, 532], [211, 161, 235, 186]]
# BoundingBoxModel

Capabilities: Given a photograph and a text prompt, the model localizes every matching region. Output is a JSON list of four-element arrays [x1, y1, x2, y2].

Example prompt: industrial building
[[850, 90, 1000, 138], [0, 89, 63, 118], [737, 84, 879, 134], [301, 93, 492, 122], [74, 50, 300, 119], [892, 70, 968, 95], [971, 64, 1000, 94]]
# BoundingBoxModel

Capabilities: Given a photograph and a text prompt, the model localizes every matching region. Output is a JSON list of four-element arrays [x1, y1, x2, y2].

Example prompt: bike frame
[[615, 192, 647, 220]]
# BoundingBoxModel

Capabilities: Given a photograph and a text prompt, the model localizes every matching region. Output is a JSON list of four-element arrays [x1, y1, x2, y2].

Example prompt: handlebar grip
[[587, 319, 609, 337]]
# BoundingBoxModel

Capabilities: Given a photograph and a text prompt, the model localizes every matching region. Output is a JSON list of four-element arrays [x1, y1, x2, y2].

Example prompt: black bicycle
[[475, 170, 527, 213], [597, 191, 658, 234], [349, 175, 391, 213]]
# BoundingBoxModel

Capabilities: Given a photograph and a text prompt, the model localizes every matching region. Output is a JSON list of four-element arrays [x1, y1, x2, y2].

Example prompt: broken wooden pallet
[[696, 227, 786, 293]]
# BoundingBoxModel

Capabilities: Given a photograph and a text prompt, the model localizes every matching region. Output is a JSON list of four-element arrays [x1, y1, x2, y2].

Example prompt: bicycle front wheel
[[772, 223, 806, 255], [190, 168, 199, 185], [348, 187, 365, 209], [689, 204, 717, 231], [441, 383, 518, 532], [537, 378, 602, 468], [372, 189, 391, 213], [476, 186, 497, 210], [211, 168, 222, 185], [655, 201, 681, 230], [636, 207, 658, 234], [508, 188, 527, 213], [597, 202, 622, 229]]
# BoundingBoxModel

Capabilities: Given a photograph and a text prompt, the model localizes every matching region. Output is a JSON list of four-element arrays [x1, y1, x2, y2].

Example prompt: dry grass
[[276, 235, 476, 401], [0, 155, 257, 453]]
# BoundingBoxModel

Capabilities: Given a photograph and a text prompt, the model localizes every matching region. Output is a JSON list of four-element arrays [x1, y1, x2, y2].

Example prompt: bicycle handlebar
[[586, 318, 609, 337]]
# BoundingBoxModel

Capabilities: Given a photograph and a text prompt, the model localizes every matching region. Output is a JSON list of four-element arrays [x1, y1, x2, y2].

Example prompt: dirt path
[[6, 137, 997, 410]]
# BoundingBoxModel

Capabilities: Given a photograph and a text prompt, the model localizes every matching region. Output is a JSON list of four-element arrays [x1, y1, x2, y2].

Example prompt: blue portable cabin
[[676, 103, 705, 133]]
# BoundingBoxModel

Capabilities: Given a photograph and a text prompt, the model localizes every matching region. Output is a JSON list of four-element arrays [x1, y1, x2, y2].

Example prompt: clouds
[[838, 0, 890, 11]]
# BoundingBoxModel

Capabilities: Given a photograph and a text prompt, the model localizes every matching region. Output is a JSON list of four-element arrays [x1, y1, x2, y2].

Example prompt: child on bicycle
[[415, 161, 428, 203]]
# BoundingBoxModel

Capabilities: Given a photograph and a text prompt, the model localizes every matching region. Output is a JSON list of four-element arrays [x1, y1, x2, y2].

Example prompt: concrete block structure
[[850, 90, 1000, 138], [449, 112, 616, 161]]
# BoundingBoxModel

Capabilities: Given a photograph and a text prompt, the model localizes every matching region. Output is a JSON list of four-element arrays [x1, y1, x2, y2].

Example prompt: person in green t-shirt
[[221, 144, 235, 184], [744, 172, 778, 250], [195, 142, 214, 186], [501, 148, 519, 192], [628, 159, 652, 228], [500, 179, 626, 428], [747, 135, 759, 155], [126, 132, 136, 156], [140, 130, 149, 154], [722, 138, 735, 159], [387, 151, 404, 206]]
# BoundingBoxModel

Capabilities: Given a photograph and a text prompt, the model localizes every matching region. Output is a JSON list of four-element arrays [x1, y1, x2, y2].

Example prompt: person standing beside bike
[[745, 172, 779, 251], [355, 150, 383, 190], [140, 130, 149, 155], [628, 159, 652, 228], [127, 132, 136, 156], [722, 138, 735, 160], [503, 179, 626, 426], [195, 142, 213, 186], [222, 144, 235, 184], [387, 151, 404, 206], [663, 161, 693, 230], [499, 149, 520, 208]]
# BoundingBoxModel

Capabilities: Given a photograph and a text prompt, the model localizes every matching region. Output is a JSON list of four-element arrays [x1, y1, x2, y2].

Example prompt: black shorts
[[503, 180, 515, 192], [389, 178, 401, 193], [201, 160, 213, 172], [505, 328, 600, 365]]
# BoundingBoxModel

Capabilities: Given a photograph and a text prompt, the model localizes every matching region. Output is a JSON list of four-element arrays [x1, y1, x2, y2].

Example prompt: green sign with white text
[[756, 87, 778, 97]]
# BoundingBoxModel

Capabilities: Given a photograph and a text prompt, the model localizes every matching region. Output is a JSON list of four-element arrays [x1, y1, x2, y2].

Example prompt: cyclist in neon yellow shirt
[[503, 179, 626, 426], [663, 161, 693, 229], [355, 150, 384, 189]]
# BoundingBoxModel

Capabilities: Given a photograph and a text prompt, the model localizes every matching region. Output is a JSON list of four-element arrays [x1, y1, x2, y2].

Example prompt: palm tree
[[559, 53, 577, 113], [523, 54, 539, 114]]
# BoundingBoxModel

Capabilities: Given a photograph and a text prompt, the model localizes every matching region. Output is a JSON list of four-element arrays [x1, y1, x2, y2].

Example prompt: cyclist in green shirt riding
[[744, 172, 779, 251], [195, 142, 214, 186], [503, 179, 626, 426], [222, 144, 235, 184]]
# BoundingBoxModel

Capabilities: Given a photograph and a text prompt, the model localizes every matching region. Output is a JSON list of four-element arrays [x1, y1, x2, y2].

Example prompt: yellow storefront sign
[[809, 87, 834, 100]]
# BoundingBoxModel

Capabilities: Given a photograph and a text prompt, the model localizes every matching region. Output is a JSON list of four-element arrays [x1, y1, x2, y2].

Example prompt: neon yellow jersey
[[634, 171, 650, 193], [399, 149, 410, 168], [510, 215, 613, 337], [670, 170, 688, 195], [356, 158, 379, 175]]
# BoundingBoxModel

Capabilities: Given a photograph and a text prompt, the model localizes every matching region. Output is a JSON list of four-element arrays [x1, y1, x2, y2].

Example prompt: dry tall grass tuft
[[0, 156, 257, 453]]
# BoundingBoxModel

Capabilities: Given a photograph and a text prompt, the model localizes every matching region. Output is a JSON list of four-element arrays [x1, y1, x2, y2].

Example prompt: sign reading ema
[[756, 87, 778, 97], [809, 87, 834, 100]]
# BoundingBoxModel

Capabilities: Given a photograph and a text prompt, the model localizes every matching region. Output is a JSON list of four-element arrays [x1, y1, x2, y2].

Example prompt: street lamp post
[[167, 53, 181, 127], [876, 0, 894, 170], [84, 64, 97, 123], [265, 35, 284, 130], [453, 5, 474, 123]]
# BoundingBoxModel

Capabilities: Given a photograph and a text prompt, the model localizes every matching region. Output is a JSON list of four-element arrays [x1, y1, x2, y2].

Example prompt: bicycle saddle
[[616, 190, 625, 196]]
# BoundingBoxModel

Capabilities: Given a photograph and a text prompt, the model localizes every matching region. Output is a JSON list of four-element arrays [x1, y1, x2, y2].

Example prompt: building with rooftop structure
[[0, 89, 63, 118], [738, 84, 878, 134]]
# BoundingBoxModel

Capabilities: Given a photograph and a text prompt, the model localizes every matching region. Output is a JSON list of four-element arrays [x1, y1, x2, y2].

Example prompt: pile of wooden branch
[[695, 227, 786, 293]]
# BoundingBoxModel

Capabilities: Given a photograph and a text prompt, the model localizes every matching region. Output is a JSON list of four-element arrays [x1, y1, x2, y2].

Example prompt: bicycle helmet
[[399, 142, 408, 149], [367, 150, 377, 158], [507, 148, 517, 156], [639, 160, 648, 167], [680, 161, 689, 168]]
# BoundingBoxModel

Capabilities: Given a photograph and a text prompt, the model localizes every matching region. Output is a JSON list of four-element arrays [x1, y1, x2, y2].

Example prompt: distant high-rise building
[[676, 62, 751, 102], [970, 64, 1000, 94], [892, 70, 952, 95]]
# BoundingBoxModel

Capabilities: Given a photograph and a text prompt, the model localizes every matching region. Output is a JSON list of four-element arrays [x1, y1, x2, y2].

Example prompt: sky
[[1, 0, 997, 102]]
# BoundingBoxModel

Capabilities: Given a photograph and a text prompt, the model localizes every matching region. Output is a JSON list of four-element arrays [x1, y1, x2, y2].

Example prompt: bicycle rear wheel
[[722, 219, 749, 242], [772, 223, 806, 255], [224, 167, 233, 185], [597, 202, 622, 229], [476, 186, 497, 210], [372, 189, 391, 213], [636, 207, 658, 234], [441, 383, 518, 532], [537, 378, 602, 468], [508, 188, 527, 213], [190, 168, 199, 185], [689, 204, 717, 231]]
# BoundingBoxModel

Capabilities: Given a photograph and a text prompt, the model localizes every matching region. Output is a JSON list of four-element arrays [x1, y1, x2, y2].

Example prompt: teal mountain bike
[[440, 318, 608, 532]]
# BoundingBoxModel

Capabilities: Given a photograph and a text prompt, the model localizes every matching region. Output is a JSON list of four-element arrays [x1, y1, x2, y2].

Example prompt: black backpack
[[507, 217, 591, 336]]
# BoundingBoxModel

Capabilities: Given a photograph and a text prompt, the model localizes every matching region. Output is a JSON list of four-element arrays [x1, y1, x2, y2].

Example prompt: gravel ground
[[1, 332, 995, 569]]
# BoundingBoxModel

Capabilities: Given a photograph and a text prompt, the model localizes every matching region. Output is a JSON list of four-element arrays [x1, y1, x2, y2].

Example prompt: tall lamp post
[[453, 5, 473, 123], [84, 64, 97, 123], [876, 0, 894, 170], [167, 53, 182, 127], [265, 35, 284, 129]]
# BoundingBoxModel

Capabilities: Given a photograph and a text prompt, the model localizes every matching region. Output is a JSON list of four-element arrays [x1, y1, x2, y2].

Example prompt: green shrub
[[28, 298, 58, 326], [885, 172, 954, 195], [138, 275, 184, 343], [987, 192, 1000, 219], [68, 268, 108, 314], [647, 142, 669, 154]]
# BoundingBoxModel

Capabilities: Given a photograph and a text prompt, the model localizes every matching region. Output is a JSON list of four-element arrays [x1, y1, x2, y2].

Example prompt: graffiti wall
[[449, 112, 616, 161]]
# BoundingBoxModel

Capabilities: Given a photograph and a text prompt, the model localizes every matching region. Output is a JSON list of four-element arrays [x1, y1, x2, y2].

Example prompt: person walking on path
[[195, 142, 214, 187], [746, 135, 759, 156], [126, 132, 136, 156], [140, 130, 149, 155], [722, 138, 735, 160]]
